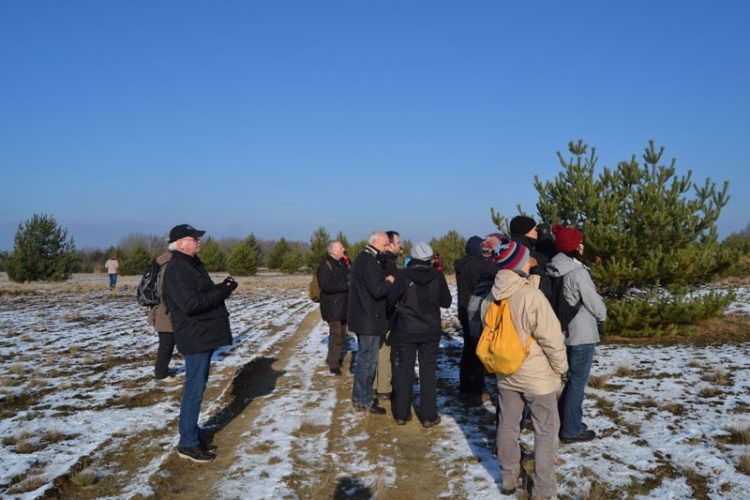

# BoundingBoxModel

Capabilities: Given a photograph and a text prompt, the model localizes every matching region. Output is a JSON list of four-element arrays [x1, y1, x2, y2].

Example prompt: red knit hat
[[552, 224, 583, 253]]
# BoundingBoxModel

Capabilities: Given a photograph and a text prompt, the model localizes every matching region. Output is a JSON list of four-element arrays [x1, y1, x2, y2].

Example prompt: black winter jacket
[[387, 261, 452, 344], [347, 246, 390, 336], [318, 254, 349, 322], [163, 251, 232, 355], [380, 251, 400, 277]]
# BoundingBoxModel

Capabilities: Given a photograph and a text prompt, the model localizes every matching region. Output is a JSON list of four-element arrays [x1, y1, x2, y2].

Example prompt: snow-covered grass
[[1, 275, 749, 498]]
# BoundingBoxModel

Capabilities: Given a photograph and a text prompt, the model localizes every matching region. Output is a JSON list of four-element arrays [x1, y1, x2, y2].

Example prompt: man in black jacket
[[163, 224, 238, 463], [348, 231, 394, 414], [373, 230, 402, 398], [318, 240, 349, 375]]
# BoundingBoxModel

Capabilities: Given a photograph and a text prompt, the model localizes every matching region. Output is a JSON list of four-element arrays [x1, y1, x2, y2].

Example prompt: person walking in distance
[[104, 253, 119, 290], [348, 231, 395, 414], [163, 224, 238, 462], [318, 240, 349, 375]]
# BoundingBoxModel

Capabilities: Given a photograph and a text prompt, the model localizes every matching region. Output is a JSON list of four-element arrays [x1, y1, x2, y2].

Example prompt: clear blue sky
[[2, 1, 749, 251]]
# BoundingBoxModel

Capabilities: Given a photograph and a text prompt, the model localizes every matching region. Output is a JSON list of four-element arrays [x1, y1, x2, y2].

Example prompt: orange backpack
[[475, 299, 534, 375]]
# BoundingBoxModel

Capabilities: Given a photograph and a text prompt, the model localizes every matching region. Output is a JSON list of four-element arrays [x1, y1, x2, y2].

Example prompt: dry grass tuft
[[739, 455, 750, 475], [698, 386, 720, 398], [588, 374, 611, 389], [295, 420, 329, 436], [9, 363, 25, 375], [662, 402, 685, 415], [615, 365, 634, 377], [8, 475, 47, 494], [15, 438, 41, 454], [70, 469, 98, 487], [702, 369, 731, 385], [42, 427, 68, 443], [2, 435, 16, 446], [642, 397, 659, 408], [725, 426, 750, 445], [687, 358, 702, 368]]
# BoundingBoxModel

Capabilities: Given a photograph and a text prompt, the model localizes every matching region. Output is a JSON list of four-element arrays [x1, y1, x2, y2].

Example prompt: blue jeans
[[179, 349, 213, 447], [559, 343, 596, 438], [108, 273, 117, 288], [352, 334, 381, 405]]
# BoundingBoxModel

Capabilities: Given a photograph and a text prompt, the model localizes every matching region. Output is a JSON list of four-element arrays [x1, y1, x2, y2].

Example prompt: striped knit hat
[[494, 239, 530, 272]]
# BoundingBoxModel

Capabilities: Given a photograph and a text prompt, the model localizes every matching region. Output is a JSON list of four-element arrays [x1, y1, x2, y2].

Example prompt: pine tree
[[200, 237, 226, 272], [227, 234, 260, 276], [280, 244, 303, 274], [348, 239, 368, 261], [120, 244, 152, 275], [308, 226, 330, 272], [335, 231, 350, 251], [7, 214, 77, 282], [267, 238, 291, 270], [429, 230, 466, 273], [533, 140, 733, 334]]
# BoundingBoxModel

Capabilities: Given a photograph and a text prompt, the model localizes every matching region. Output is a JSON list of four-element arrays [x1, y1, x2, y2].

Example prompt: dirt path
[[149, 310, 455, 499]]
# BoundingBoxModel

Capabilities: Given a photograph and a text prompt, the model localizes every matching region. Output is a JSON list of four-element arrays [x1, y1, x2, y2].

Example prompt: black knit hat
[[510, 215, 536, 236]]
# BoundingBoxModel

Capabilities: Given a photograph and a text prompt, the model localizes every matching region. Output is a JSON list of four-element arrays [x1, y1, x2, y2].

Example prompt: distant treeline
[[57, 227, 469, 277]]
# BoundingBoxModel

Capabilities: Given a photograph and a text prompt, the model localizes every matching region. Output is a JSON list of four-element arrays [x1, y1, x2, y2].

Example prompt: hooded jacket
[[545, 253, 607, 346], [163, 250, 232, 355], [454, 236, 484, 310], [387, 261, 452, 343], [347, 246, 391, 336], [318, 254, 349, 322], [480, 269, 568, 395], [147, 251, 174, 333]]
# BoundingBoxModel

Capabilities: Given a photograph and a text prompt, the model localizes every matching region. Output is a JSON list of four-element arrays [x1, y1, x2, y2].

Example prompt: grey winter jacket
[[546, 253, 607, 346]]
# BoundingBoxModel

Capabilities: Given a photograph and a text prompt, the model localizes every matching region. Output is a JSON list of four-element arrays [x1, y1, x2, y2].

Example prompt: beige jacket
[[147, 252, 173, 333], [480, 269, 568, 395]]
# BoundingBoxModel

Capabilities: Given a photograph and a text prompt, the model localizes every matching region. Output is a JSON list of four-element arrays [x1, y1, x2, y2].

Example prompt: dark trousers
[[394, 340, 439, 421], [326, 320, 347, 369], [155, 332, 176, 379], [458, 308, 486, 394]]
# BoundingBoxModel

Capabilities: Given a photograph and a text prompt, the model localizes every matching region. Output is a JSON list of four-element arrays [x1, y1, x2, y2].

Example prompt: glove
[[220, 277, 238, 297]]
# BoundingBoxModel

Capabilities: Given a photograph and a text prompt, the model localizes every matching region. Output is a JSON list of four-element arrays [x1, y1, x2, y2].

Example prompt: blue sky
[[2, 1, 749, 251]]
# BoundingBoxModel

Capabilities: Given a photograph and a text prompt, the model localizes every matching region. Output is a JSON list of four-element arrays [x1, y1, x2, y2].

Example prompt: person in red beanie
[[545, 225, 607, 443]]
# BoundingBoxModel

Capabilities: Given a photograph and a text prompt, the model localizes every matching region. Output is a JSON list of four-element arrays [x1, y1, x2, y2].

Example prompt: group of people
[[317, 231, 452, 425], [138, 219, 607, 498], [316, 218, 607, 499]]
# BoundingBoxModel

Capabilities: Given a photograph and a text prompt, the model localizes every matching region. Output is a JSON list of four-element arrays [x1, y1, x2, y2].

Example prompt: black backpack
[[550, 274, 582, 335], [136, 260, 161, 307]]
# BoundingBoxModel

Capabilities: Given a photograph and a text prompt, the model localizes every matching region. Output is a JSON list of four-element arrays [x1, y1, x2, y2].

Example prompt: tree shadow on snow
[[200, 356, 285, 443]]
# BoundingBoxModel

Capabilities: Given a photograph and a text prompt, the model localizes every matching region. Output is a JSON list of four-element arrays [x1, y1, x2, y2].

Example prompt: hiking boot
[[366, 400, 387, 415], [422, 416, 441, 428], [155, 374, 180, 384], [329, 367, 342, 375], [395, 414, 412, 425], [375, 392, 391, 401], [560, 429, 596, 443], [199, 438, 217, 453], [352, 401, 386, 415], [177, 446, 216, 463], [501, 476, 521, 495]]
